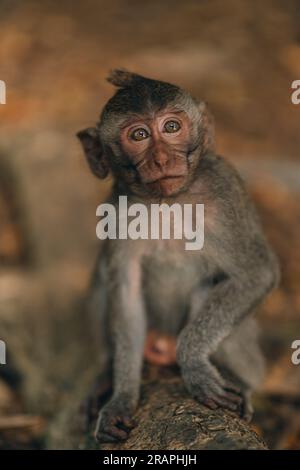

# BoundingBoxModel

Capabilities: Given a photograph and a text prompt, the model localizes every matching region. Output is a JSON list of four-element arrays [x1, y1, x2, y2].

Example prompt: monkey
[[77, 70, 280, 443]]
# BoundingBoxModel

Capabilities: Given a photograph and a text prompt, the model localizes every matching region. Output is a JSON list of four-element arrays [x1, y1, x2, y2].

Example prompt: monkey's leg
[[95, 258, 146, 443], [79, 258, 113, 430], [212, 317, 265, 422], [94, 313, 146, 443]]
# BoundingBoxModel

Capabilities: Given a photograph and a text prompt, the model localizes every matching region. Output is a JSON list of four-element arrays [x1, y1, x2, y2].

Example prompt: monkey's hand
[[94, 396, 136, 443], [179, 354, 243, 413]]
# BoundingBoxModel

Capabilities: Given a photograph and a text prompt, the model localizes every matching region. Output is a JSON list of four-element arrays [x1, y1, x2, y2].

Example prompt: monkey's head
[[77, 70, 214, 198]]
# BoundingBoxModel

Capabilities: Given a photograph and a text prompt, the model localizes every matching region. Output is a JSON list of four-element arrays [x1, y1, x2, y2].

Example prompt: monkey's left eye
[[131, 128, 150, 141], [164, 120, 181, 133]]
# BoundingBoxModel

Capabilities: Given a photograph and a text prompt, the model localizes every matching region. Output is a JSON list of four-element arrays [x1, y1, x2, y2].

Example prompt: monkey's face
[[119, 110, 193, 197], [77, 70, 215, 197]]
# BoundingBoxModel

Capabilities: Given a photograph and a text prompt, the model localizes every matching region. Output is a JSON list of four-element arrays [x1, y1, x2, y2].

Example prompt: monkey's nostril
[[153, 152, 168, 169], [154, 159, 164, 170]]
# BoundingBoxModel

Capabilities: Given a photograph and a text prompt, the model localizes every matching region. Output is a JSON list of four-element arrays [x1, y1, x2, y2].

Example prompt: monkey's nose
[[153, 150, 168, 169]]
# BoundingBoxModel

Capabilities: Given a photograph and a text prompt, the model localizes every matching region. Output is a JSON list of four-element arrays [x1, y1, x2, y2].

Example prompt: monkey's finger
[[222, 390, 243, 405], [224, 381, 242, 396], [214, 387, 244, 410], [194, 381, 226, 402], [202, 397, 218, 409], [98, 423, 128, 442], [118, 416, 136, 429], [213, 395, 240, 411]]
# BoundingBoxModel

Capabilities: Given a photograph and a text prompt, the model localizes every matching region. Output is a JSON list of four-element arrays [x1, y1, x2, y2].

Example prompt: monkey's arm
[[95, 245, 146, 442], [177, 155, 280, 411]]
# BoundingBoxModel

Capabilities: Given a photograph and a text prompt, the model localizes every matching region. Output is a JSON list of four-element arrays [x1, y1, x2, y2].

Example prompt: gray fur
[[77, 70, 280, 442]]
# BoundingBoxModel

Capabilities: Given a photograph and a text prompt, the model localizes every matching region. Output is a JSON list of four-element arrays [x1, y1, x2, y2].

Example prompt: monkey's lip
[[145, 175, 185, 184]]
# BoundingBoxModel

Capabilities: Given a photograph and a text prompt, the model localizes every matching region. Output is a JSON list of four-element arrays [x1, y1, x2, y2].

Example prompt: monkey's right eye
[[131, 128, 150, 141]]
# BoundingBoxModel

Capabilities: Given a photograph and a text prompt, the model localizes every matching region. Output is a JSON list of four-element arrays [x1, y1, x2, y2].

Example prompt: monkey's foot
[[182, 360, 243, 413], [95, 400, 136, 443]]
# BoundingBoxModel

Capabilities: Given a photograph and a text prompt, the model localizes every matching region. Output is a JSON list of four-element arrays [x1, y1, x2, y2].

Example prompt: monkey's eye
[[164, 120, 181, 133], [131, 128, 150, 141]]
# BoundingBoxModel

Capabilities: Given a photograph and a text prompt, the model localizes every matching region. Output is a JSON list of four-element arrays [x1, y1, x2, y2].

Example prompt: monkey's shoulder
[[197, 154, 246, 195], [194, 153, 256, 218]]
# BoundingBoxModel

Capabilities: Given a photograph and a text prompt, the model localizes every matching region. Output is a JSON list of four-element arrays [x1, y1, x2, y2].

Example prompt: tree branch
[[48, 366, 267, 450]]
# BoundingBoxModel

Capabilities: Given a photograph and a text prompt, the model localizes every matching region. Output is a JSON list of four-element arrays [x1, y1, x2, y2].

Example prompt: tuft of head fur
[[100, 69, 182, 125], [106, 69, 147, 88]]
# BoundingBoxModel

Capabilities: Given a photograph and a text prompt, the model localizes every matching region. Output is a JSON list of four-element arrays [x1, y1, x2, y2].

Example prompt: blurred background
[[0, 0, 300, 449]]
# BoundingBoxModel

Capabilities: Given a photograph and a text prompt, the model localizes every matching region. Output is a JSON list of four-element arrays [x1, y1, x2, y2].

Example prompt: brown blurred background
[[0, 0, 300, 449]]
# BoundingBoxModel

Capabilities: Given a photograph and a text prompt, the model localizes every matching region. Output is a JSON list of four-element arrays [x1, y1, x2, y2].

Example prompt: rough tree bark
[[48, 366, 267, 450]]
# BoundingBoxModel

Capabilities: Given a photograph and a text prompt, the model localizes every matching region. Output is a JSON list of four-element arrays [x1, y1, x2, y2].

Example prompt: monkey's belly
[[143, 255, 202, 336], [144, 329, 177, 365]]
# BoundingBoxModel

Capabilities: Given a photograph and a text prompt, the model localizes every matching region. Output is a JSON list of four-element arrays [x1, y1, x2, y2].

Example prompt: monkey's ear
[[198, 102, 215, 154], [76, 127, 109, 179]]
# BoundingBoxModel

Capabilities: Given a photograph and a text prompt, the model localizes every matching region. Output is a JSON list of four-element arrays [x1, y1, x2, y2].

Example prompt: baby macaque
[[77, 70, 279, 442]]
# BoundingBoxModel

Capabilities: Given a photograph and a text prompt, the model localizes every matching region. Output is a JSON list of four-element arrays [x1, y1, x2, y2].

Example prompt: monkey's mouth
[[145, 175, 185, 184], [145, 175, 185, 196]]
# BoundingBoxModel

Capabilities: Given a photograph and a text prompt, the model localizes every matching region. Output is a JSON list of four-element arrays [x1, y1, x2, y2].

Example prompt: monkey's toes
[[212, 389, 243, 411], [194, 380, 243, 413], [220, 385, 254, 421], [95, 413, 136, 443]]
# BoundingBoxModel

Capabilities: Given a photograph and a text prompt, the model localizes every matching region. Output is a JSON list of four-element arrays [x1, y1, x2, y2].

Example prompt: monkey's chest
[[142, 248, 204, 335]]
